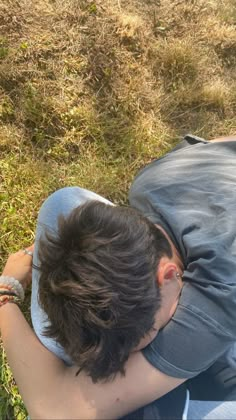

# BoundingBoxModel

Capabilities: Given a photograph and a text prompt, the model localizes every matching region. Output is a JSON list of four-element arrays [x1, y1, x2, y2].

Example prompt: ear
[[156, 257, 178, 286]]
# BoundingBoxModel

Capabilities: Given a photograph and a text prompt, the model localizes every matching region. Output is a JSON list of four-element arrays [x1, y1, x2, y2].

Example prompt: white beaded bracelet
[[0, 276, 25, 301]]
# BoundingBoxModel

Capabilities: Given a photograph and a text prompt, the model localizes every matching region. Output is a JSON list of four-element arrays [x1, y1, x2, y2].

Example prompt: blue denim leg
[[188, 400, 236, 419], [31, 186, 113, 364]]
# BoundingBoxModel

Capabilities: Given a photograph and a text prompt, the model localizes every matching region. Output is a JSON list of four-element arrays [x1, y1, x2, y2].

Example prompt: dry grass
[[1, 0, 236, 416]]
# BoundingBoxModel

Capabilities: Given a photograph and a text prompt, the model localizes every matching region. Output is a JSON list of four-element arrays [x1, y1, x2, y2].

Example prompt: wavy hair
[[36, 200, 172, 382]]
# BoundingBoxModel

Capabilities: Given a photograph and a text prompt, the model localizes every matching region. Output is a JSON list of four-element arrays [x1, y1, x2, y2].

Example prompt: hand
[[2, 244, 34, 290]]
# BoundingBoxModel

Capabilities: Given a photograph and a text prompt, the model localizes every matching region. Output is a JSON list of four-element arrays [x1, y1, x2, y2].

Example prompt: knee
[[39, 187, 71, 213], [40, 187, 75, 209], [37, 187, 83, 226]]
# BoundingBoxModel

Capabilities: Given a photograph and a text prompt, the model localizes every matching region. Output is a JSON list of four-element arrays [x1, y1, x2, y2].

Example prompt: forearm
[[0, 303, 66, 418], [0, 303, 186, 419], [0, 246, 186, 419], [211, 136, 236, 142]]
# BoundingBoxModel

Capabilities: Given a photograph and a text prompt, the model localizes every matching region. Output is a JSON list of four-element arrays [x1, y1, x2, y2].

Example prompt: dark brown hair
[[37, 200, 172, 382]]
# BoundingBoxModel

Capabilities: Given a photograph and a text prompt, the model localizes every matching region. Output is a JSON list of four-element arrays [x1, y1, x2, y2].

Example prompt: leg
[[31, 186, 113, 364], [188, 400, 236, 419], [187, 344, 236, 419]]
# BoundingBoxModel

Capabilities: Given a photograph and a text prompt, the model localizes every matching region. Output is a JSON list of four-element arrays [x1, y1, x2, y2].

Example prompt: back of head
[[37, 200, 172, 382]]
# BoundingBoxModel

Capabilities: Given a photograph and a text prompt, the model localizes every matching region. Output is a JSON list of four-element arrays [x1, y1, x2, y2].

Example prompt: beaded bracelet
[[0, 295, 21, 307], [0, 285, 13, 291], [0, 290, 17, 296], [0, 276, 25, 301]]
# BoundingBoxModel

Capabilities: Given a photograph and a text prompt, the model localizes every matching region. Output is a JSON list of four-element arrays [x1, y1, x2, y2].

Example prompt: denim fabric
[[187, 400, 236, 419], [31, 186, 113, 364]]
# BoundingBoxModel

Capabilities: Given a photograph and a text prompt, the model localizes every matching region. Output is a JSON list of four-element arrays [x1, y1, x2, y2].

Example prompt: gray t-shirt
[[129, 137, 236, 379]]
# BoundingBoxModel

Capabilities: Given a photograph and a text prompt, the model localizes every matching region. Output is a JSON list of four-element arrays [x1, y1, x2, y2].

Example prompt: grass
[[0, 0, 236, 417]]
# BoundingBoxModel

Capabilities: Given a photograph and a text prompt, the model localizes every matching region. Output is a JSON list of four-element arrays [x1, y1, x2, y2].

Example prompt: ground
[[0, 0, 236, 417]]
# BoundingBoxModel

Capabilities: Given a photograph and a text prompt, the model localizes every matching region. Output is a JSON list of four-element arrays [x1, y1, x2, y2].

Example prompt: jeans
[[31, 186, 236, 419]]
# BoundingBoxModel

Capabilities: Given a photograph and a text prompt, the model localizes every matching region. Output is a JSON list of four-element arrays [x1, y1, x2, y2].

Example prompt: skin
[[0, 136, 235, 419], [0, 245, 184, 419]]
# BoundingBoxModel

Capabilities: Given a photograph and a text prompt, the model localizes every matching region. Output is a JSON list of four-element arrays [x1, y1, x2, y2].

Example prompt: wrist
[[0, 301, 21, 329], [0, 276, 25, 301]]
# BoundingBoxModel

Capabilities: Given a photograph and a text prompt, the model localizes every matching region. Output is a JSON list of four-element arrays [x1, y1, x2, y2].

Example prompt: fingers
[[27, 244, 35, 252], [20, 244, 34, 257], [7, 244, 35, 261], [11, 249, 33, 261], [23, 244, 35, 257]]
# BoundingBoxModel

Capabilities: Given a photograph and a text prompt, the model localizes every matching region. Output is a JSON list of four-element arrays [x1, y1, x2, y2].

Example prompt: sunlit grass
[[1, 0, 236, 416]]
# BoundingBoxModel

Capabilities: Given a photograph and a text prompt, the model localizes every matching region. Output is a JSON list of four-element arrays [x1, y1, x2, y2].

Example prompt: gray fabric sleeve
[[142, 303, 234, 379]]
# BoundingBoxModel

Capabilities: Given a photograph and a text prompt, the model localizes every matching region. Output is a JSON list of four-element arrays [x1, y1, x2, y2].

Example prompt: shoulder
[[142, 295, 236, 382]]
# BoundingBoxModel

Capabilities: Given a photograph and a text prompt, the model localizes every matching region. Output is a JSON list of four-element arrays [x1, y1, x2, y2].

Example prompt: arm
[[211, 136, 236, 142], [0, 248, 185, 419], [0, 303, 185, 419]]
